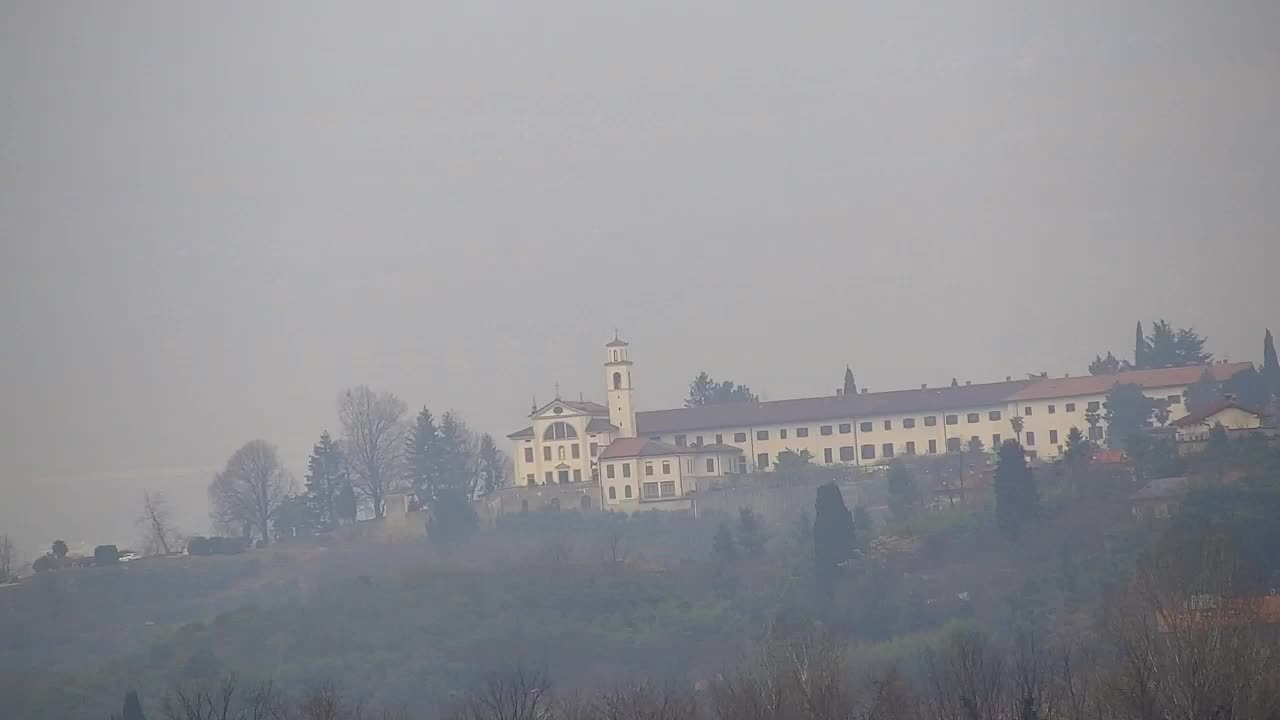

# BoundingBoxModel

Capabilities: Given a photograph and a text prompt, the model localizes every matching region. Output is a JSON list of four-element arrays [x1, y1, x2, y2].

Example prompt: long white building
[[507, 338, 1251, 511]]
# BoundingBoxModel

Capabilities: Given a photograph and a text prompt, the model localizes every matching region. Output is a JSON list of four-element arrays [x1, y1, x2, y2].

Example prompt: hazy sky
[[2, 1, 1278, 552]]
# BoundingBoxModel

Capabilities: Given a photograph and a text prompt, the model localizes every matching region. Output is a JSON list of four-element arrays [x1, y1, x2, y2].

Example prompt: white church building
[[508, 337, 1253, 511]]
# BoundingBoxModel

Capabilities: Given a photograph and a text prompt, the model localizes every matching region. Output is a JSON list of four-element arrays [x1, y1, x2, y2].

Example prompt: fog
[[3, 2, 1279, 550]]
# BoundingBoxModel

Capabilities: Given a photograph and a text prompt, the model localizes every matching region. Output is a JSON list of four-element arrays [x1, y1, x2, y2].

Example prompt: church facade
[[508, 337, 1252, 510]]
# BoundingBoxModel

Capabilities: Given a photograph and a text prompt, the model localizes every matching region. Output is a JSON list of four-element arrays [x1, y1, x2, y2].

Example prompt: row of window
[[525, 468, 585, 485], [525, 442, 600, 463], [604, 481, 677, 501]]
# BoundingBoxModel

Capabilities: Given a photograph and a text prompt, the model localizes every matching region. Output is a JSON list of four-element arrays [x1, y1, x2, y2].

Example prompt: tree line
[[207, 385, 509, 546]]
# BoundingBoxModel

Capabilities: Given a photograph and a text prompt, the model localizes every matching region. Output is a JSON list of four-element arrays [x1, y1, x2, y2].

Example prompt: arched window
[[608, 486, 616, 500], [613, 372, 623, 389], [549, 497, 561, 511], [543, 422, 578, 441], [624, 485, 632, 499]]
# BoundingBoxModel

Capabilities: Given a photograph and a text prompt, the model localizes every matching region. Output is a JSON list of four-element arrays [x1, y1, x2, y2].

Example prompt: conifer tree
[[813, 482, 856, 592], [1263, 329, 1280, 395], [994, 440, 1038, 538], [712, 523, 737, 564], [304, 430, 345, 528], [121, 689, 146, 720], [843, 366, 857, 396], [886, 461, 919, 521], [736, 506, 767, 556], [1134, 321, 1150, 368], [477, 433, 507, 496], [405, 407, 441, 502], [335, 480, 358, 524]]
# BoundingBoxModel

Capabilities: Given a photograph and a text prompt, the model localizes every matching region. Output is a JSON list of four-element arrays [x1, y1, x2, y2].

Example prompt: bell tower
[[605, 335, 637, 438]]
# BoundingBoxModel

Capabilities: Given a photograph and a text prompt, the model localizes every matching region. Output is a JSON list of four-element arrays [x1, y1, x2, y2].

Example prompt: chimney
[[861, 388, 869, 395], [921, 383, 928, 390], [836, 388, 844, 397], [1006, 376, 1011, 382], [965, 380, 972, 386]]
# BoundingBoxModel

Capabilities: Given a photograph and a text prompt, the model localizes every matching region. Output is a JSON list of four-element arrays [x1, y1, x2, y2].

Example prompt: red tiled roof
[[1007, 363, 1252, 402], [1170, 399, 1265, 427], [598, 437, 682, 460]]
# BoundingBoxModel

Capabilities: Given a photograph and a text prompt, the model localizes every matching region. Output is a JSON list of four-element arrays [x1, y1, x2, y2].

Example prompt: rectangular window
[[644, 463, 654, 476], [903, 418, 916, 429], [756, 430, 769, 441], [860, 421, 873, 432], [573, 469, 582, 482], [838, 424, 850, 434], [905, 441, 916, 455], [947, 437, 962, 452], [988, 411, 1001, 421], [1167, 395, 1180, 404], [1087, 401, 1100, 412], [1025, 431, 1036, 446], [824, 448, 833, 463], [590, 442, 599, 457], [821, 425, 834, 436], [967, 413, 980, 423], [1048, 404, 1056, 415], [735, 456, 748, 473], [526, 473, 534, 484], [796, 427, 809, 438], [992, 434, 1001, 447], [624, 485, 632, 498], [757, 453, 769, 469], [924, 416, 937, 427], [622, 463, 632, 478], [779, 429, 788, 440], [928, 439, 938, 454], [544, 471, 553, 484], [734, 432, 748, 443], [1024, 406, 1033, 416], [1089, 426, 1102, 441], [706, 458, 715, 472], [524, 447, 534, 463], [606, 464, 616, 479], [662, 461, 671, 475], [840, 446, 856, 461], [884, 420, 893, 430], [543, 446, 552, 461], [660, 481, 676, 497], [861, 444, 875, 460], [695, 435, 704, 446], [715, 434, 724, 444], [945, 415, 959, 425], [1049, 429, 1059, 445], [675, 435, 687, 448], [643, 482, 659, 499], [687, 459, 694, 473], [1065, 403, 1076, 412], [571, 444, 580, 459], [882, 443, 895, 458]]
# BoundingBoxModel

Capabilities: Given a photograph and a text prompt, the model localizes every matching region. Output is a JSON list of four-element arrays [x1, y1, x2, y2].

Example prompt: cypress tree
[[843, 366, 857, 397], [995, 440, 1038, 538], [814, 482, 856, 592], [1264, 329, 1280, 395], [1134, 321, 1148, 368], [122, 689, 146, 720]]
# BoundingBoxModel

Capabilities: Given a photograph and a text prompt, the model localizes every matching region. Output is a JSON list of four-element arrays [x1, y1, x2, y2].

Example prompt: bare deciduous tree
[[162, 673, 289, 720], [138, 490, 182, 555], [449, 668, 553, 720], [338, 386, 407, 519], [209, 440, 292, 545]]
